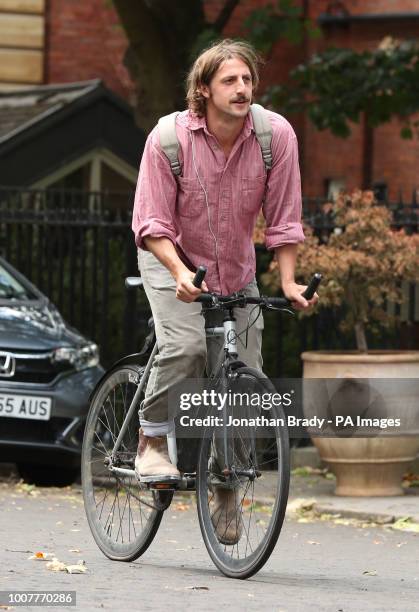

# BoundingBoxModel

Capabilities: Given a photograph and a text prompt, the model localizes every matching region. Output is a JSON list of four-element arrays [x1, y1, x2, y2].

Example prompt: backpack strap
[[158, 111, 181, 176], [250, 103, 273, 171], [158, 105, 273, 176]]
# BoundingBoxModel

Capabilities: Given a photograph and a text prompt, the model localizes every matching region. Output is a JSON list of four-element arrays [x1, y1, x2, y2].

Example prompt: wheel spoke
[[82, 366, 169, 562], [197, 372, 290, 577]]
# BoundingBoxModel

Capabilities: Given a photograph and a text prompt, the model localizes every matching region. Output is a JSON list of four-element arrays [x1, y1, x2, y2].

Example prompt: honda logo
[[0, 352, 15, 378]]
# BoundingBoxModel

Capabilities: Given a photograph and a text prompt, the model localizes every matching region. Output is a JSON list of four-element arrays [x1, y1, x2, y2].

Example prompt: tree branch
[[212, 0, 240, 33]]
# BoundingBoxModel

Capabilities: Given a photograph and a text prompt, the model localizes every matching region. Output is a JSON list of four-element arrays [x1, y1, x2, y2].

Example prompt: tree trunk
[[354, 322, 368, 353], [112, 0, 240, 133], [113, 0, 206, 132]]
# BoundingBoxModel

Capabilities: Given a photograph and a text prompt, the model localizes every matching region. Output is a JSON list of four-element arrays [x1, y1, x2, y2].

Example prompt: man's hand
[[282, 281, 319, 311], [175, 270, 209, 303], [142, 237, 209, 302]]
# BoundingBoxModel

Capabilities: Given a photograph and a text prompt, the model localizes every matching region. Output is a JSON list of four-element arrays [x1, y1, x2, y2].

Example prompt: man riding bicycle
[[131, 39, 317, 541]]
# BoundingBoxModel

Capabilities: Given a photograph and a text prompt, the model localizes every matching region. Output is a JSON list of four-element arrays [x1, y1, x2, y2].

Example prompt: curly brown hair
[[186, 39, 262, 117]]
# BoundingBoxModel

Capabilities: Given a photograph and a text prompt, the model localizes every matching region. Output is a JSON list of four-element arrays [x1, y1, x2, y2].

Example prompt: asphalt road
[[1, 479, 418, 612]]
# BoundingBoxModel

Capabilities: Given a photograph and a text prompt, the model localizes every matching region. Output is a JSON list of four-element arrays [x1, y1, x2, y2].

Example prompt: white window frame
[[30, 147, 137, 192]]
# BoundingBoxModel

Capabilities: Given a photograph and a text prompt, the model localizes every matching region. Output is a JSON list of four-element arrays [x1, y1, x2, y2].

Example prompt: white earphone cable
[[189, 130, 219, 261]]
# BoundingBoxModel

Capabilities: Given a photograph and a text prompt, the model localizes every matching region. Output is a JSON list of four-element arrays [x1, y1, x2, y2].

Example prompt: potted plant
[[259, 190, 419, 496]]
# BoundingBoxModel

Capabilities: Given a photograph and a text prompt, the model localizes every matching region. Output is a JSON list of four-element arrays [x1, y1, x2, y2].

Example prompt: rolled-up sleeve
[[263, 120, 305, 250], [132, 128, 178, 250]]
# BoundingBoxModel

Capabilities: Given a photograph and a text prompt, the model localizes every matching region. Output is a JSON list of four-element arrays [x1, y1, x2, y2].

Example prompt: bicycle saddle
[[125, 276, 143, 290]]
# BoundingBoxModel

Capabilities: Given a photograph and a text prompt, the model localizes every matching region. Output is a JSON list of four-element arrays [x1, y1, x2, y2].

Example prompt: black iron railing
[[1, 187, 418, 375]]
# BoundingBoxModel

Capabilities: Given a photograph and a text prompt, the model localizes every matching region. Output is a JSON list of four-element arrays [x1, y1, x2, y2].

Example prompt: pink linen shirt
[[132, 108, 305, 295]]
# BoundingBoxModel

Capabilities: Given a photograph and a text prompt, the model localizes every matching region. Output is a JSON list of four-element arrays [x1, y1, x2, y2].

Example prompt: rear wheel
[[196, 367, 290, 579], [82, 364, 172, 562]]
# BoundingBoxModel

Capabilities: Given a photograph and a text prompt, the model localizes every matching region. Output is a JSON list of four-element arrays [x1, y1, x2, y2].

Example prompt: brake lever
[[266, 305, 295, 316], [201, 294, 219, 309]]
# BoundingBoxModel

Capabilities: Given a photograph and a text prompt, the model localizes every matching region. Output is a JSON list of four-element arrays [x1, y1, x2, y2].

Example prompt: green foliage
[[189, 28, 220, 61], [260, 190, 419, 351], [244, 0, 321, 52], [189, 0, 321, 62], [264, 37, 419, 139]]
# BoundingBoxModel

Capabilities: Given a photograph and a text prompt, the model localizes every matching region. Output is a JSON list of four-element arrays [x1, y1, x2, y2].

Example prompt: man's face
[[201, 57, 253, 120]]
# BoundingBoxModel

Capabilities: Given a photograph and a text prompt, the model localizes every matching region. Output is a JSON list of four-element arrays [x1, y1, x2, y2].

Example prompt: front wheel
[[81, 364, 172, 562], [196, 367, 290, 579]]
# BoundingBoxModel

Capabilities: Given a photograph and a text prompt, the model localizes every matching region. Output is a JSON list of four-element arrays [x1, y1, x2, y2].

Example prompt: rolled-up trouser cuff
[[140, 418, 174, 437]]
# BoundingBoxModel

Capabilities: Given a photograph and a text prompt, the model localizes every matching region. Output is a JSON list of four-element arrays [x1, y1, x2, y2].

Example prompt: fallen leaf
[[6, 549, 32, 553], [28, 551, 55, 561], [185, 586, 209, 591], [66, 562, 87, 574], [363, 570, 377, 576], [69, 548, 81, 553], [45, 557, 87, 573], [291, 466, 330, 477], [173, 503, 190, 511], [46, 558, 67, 572], [391, 518, 419, 533]]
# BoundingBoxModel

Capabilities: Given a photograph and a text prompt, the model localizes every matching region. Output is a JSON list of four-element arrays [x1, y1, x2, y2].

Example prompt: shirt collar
[[187, 109, 254, 139]]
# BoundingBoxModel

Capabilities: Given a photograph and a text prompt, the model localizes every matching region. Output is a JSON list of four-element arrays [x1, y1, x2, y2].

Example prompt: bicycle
[[81, 267, 321, 579]]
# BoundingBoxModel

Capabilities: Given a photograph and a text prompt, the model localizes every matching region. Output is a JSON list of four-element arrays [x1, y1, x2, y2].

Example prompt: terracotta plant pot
[[302, 351, 419, 496]]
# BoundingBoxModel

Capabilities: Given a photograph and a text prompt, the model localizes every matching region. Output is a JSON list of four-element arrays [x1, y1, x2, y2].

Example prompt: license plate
[[0, 394, 52, 421]]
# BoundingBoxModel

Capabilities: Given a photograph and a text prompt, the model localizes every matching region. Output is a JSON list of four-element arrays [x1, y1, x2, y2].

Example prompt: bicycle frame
[[108, 307, 240, 484]]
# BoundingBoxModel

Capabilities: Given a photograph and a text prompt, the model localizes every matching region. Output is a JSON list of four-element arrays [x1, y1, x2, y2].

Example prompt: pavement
[[288, 470, 419, 526], [1, 465, 419, 612], [1, 462, 419, 611], [288, 447, 419, 526], [1, 455, 419, 527]]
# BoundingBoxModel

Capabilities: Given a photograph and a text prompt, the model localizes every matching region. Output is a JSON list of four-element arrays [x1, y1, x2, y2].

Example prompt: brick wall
[[46, 0, 134, 101], [45, 0, 419, 199], [206, 0, 419, 199]]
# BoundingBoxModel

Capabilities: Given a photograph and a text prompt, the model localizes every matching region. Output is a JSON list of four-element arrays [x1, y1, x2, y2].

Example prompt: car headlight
[[52, 343, 99, 370]]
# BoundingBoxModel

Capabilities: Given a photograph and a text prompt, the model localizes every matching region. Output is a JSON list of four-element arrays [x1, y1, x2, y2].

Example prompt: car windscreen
[[0, 264, 37, 300]]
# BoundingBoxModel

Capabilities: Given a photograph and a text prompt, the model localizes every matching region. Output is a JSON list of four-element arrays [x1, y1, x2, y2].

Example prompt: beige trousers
[[138, 249, 264, 435]]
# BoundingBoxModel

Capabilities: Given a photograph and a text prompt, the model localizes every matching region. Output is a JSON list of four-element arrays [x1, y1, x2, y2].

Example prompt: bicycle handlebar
[[301, 272, 322, 300], [192, 265, 208, 288], [192, 267, 322, 310]]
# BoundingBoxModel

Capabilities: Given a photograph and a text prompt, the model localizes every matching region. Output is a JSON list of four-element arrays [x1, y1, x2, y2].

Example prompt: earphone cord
[[236, 304, 262, 350], [208, 301, 262, 351], [189, 130, 262, 351], [189, 130, 219, 262]]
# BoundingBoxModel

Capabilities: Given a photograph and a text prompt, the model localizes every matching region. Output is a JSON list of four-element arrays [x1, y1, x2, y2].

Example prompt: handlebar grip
[[301, 273, 322, 300], [192, 265, 207, 288], [196, 293, 213, 304]]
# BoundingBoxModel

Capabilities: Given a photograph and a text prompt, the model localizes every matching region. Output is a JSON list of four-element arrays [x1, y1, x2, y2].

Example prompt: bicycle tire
[[82, 364, 172, 562], [196, 366, 290, 579]]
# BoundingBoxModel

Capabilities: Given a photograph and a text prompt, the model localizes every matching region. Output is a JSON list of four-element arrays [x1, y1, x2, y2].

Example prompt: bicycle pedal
[[138, 474, 181, 488], [149, 482, 179, 490]]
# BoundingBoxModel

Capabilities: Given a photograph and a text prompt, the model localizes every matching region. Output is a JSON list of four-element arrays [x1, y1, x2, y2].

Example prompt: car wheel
[[17, 463, 79, 487]]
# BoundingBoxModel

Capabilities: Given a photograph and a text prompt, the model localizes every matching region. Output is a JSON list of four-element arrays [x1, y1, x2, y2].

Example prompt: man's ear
[[200, 85, 210, 99]]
